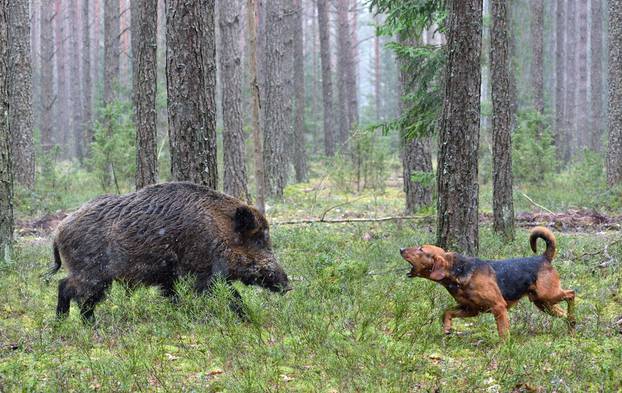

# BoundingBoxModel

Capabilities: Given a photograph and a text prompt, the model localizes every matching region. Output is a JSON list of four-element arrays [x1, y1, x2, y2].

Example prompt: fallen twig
[[367, 268, 408, 276], [272, 215, 431, 225], [577, 238, 621, 268], [516, 190, 554, 214], [319, 196, 368, 221]]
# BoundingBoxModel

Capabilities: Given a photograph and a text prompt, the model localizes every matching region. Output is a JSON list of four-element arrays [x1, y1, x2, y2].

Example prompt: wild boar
[[49, 181, 290, 322]]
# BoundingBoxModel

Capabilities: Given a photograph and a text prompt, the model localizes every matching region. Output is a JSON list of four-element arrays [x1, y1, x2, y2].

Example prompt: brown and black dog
[[400, 227, 575, 338]]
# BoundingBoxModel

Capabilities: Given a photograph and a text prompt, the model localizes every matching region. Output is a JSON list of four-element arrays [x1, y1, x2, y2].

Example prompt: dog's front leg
[[491, 305, 510, 338], [442, 306, 479, 334]]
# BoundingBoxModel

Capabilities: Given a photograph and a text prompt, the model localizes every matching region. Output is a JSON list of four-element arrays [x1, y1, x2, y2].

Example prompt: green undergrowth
[[1, 222, 621, 391]]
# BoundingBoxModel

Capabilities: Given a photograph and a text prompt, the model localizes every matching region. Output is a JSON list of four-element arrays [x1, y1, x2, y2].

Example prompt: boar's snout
[[264, 262, 291, 293]]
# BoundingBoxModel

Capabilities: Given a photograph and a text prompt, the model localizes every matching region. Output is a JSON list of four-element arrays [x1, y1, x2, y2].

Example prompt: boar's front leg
[[195, 273, 249, 321]]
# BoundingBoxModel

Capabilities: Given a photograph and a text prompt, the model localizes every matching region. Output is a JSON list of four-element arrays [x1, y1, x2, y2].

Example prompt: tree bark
[[555, 0, 565, 160], [564, 0, 577, 162], [69, 0, 83, 161], [577, 0, 589, 151], [218, 0, 250, 200], [166, 0, 218, 188], [608, 0, 622, 186], [590, 0, 604, 152], [293, 0, 307, 182], [317, 0, 335, 156], [82, 0, 92, 152], [132, 0, 158, 189], [491, 0, 514, 240], [40, 0, 54, 151], [7, 0, 34, 187], [262, 0, 293, 198], [246, 0, 265, 212], [437, 0, 482, 255], [530, 0, 544, 116], [398, 35, 432, 214], [0, 0, 14, 259]]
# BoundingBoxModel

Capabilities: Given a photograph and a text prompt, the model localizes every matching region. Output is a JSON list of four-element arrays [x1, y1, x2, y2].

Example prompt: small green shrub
[[512, 110, 557, 185], [89, 100, 136, 193]]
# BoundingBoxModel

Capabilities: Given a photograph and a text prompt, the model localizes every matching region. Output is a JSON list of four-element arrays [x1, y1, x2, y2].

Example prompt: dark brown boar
[[49, 181, 290, 322]]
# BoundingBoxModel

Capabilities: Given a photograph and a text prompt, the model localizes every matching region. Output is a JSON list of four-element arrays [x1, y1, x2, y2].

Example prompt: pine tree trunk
[[577, 0, 589, 151], [590, 0, 604, 152], [491, 0, 514, 240], [218, 0, 250, 200], [437, 0, 482, 255], [398, 35, 432, 214], [508, 1, 517, 132], [336, 0, 350, 145], [348, 0, 359, 129], [104, 0, 120, 106], [55, 0, 69, 154], [132, 0, 158, 189], [293, 0, 307, 182], [93, 0, 101, 110], [608, 0, 622, 186], [69, 0, 83, 161], [555, 0, 565, 159], [166, 0, 218, 188], [564, 0, 577, 162], [7, 0, 34, 187], [262, 0, 293, 198], [82, 0, 92, 152], [119, 0, 131, 89], [530, 0, 544, 116], [374, 21, 381, 121], [246, 0, 265, 212], [310, 0, 319, 152], [317, 0, 335, 156], [0, 0, 14, 259], [31, 0, 39, 134], [40, 0, 54, 151]]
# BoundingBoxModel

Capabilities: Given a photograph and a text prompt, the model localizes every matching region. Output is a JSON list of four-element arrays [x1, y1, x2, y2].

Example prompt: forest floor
[[2, 175, 622, 392]]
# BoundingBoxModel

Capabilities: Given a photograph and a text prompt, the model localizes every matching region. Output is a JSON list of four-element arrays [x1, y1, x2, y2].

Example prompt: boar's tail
[[44, 242, 63, 282]]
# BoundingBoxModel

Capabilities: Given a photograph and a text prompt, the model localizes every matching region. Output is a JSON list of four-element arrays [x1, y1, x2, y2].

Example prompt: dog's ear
[[429, 255, 448, 281]]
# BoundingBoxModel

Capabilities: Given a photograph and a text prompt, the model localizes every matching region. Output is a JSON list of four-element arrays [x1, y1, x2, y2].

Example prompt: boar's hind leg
[[56, 277, 77, 318], [77, 279, 112, 324]]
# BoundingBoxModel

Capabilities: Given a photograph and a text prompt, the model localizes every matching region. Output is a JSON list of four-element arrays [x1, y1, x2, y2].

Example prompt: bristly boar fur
[[49, 182, 290, 322]]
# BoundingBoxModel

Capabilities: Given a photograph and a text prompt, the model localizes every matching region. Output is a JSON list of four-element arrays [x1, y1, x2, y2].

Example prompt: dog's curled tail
[[529, 226, 556, 262]]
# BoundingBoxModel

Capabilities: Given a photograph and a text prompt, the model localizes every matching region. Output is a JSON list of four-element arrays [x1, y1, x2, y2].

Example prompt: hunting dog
[[400, 227, 575, 338]]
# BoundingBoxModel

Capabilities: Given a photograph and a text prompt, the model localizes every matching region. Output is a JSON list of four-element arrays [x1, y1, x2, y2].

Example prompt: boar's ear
[[234, 206, 258, 234]]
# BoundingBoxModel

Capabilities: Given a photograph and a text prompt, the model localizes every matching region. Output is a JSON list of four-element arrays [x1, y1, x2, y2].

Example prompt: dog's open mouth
[[407, 269, 416, 278]]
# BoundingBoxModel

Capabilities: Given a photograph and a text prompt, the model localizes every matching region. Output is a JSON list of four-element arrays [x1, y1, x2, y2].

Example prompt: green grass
[[2, 206, 621, 391], [4, 155, 622, 391]]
